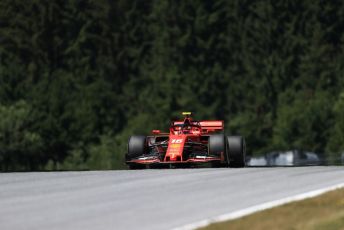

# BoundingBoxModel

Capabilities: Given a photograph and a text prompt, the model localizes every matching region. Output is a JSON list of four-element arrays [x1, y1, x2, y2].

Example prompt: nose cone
[[165, 135, 186, 162]]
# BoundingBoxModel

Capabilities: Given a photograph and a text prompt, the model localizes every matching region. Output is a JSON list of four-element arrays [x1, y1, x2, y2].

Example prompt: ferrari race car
[[125, 112, 246, 169]]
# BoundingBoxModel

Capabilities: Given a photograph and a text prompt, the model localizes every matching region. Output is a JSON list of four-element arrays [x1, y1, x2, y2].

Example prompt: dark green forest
[[1, 0, 344, 171]]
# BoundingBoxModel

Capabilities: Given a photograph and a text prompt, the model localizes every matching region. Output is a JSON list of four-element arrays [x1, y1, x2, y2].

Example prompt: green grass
[[200, 188, 344, 230]]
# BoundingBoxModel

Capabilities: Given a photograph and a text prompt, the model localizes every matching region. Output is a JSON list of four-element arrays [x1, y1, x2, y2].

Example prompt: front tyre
[[126, 135, 147, 161], [227, 136, 246, 168], [209, 134, 226, 167]]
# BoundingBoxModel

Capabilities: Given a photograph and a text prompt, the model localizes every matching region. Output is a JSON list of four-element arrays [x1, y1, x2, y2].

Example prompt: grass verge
[[200, 188, 344, 230]]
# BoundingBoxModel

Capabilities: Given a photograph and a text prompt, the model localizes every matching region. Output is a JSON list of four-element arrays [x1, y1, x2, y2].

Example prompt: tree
[[0, 101, 43, 171]]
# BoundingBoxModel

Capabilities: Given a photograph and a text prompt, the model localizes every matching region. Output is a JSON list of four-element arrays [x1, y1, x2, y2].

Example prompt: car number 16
[[171, 139, 183, 144]]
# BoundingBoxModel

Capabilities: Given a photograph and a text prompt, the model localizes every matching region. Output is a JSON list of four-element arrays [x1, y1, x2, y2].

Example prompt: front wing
[[126, 155, 221, 165]]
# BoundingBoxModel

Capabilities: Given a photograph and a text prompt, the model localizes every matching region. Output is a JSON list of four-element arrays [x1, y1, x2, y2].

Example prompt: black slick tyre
[[227, 136, 246, 168], [126, 135, 147, 161], [209, 134, 226, 167]]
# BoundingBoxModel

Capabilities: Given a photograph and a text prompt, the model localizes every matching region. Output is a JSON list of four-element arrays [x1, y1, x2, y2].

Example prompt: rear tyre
[[209, 134, 226, 167], [126, 135, 147, 161], [227, 136, 246, 168]]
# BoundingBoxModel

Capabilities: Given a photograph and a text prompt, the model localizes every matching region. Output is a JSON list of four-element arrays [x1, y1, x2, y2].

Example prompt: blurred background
[[0, 0, 344, 171]]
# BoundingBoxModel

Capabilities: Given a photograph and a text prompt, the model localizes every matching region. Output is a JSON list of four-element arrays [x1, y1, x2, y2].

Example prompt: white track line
[[173, 182, 344, 230]]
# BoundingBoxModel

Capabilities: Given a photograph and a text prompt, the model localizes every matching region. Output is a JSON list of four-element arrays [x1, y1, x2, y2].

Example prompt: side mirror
[[152, 130, 161, 134]]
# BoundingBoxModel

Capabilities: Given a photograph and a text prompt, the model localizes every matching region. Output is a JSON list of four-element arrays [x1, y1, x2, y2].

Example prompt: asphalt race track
[[1, 167, 344, 230]]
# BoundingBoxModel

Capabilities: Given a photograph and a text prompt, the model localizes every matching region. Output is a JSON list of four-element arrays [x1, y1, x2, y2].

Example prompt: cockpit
[[170, 117, 201, 135]]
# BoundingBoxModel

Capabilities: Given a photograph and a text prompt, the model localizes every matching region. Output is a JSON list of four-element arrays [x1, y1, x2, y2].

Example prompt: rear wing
[[199, 121, 224, 130], [172, 120, 224, 131]]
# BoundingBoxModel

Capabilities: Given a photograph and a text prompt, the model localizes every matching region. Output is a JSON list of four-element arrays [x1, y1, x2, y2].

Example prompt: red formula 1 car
[[125, 112, 246, 169]]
